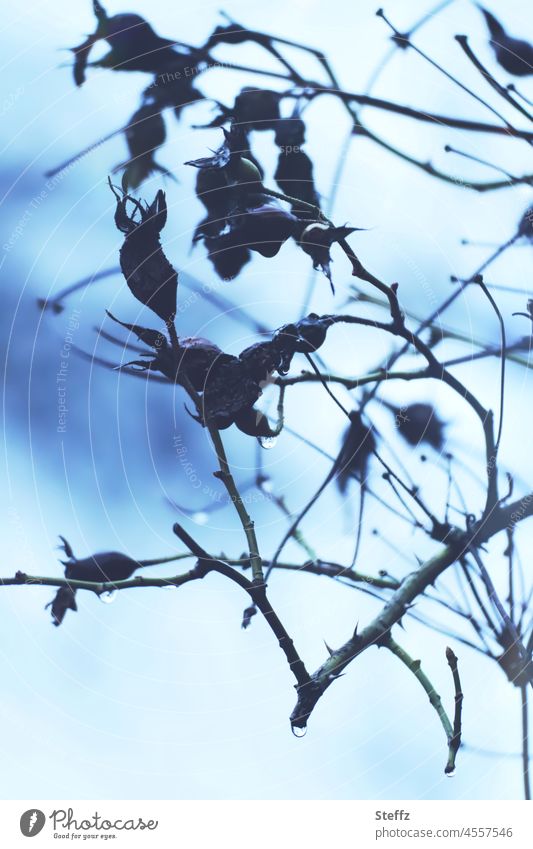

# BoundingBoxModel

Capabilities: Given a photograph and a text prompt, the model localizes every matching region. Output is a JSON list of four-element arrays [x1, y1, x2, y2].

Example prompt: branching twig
[[381, 633, 457, 774], [290, 493, 533, 731]]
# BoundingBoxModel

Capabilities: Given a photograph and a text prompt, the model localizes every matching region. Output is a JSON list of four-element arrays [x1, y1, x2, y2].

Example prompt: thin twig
[[522, 685, 531, 800], [445, 646, 463, 775]]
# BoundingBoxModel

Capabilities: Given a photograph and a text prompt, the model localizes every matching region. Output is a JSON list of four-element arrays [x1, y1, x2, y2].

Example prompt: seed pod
[[276, 314, 333, 354], [275, 149, 319, 219], [46, 536, 180, 626], [299, 223, 357, 291], [116, 103, 170, 190], [232, 87, 281, 130], [204, 232, 251, 280], [70, 7, 180, 84], [227, 156, 263, 188], [239, 340, 285, 382], [110, 182, 179, 323], [63, 551, 144, 583], [176, 336, 232, 391], [388, 402, 446, 450], [235, 203, 298, 257], [517, 205, 533, 241], [234, 407, 278, 438], [274, 118, 307, 148], [195, 166, 232, 214], [200, 360, 263, 430]]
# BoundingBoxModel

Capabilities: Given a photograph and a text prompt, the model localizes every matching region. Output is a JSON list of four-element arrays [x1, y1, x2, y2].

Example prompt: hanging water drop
[[292, 724, 307, 738], [261, 478, 273, 493], [99, 590, 117, 604], [259, 436, 277, 450], [192, 511, 209, 525], [445, 767, 456, 778]]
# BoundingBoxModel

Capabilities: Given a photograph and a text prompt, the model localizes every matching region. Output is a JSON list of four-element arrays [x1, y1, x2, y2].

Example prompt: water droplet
[[445, 767, 456, 778], [259, 436, 277, 450], [261, 478, 273, 493], [99, 590, 117, 604], [192, 511, 209, 525], [292, 724, 307, 738]]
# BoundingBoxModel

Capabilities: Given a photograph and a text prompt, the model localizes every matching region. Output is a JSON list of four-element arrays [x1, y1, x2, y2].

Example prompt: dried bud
[[110, 182, 179, 323]]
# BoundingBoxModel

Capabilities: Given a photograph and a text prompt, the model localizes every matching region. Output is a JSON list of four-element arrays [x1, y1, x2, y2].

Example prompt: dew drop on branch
[[259, 436, 277, 450], [99, 590, 117, 604], [292, 724, 307, 738]]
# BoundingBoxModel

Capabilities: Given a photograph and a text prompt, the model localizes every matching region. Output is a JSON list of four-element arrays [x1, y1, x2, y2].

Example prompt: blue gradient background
[[0, 0, 532, 799]]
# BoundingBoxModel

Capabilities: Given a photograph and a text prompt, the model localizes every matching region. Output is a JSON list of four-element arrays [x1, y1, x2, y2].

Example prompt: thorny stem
[[290, 493, 533, 730], [171, 525, 311, 687]]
